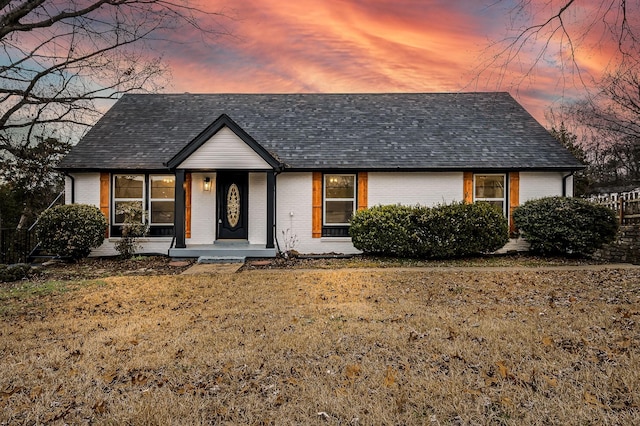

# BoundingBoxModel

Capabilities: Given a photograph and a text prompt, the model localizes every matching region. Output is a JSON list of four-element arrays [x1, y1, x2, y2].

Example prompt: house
[[57, 93, 584, 257]]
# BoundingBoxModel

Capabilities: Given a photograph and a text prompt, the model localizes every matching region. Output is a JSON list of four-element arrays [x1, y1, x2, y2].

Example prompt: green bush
[[0, 263, 32, 283], [350, 202, 509, 258], [35, 204, 107, 260], [348, 204, 418, 256], [512, 196, 618, 256]]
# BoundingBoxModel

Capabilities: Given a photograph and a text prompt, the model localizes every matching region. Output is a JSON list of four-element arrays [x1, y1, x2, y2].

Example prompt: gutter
[[63, 172, 75, 203], [562, 171, 575, 197]]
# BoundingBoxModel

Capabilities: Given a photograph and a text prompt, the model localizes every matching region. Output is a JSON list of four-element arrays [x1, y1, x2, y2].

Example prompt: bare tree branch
[[0, 0, 230, 205], [476, 1, 639, 95], [0, 0, 229, 151]]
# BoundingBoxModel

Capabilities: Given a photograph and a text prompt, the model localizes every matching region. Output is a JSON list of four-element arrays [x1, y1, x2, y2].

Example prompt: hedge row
[[349, 202, 509, 258]]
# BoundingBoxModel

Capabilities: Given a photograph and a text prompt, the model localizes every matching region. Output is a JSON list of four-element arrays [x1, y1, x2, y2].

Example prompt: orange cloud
[[155, 0, 624, 124]]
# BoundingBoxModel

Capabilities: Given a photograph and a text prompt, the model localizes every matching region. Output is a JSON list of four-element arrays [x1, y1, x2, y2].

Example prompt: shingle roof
[[58, 93, 584, 171]]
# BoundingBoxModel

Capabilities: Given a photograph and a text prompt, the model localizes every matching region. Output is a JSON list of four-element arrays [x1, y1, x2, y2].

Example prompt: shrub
[[0, 263, 32, 283], [512, 196, 618, 256], [350, 202, 509, 258], [414, 202, 510, 258], [113, 203, 148, 259], [349, 204, 418, 256], [35, 204, 107, 260]]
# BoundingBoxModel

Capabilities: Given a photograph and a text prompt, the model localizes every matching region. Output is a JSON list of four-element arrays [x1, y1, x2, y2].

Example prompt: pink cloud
[[152, 0, 624, 124]]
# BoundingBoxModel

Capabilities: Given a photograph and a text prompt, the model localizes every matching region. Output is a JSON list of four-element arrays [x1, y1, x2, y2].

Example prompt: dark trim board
[[165, 114, 283, 170]]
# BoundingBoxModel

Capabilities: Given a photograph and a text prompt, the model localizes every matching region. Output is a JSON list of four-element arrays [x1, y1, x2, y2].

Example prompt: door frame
[[216, 172, 249, 240]]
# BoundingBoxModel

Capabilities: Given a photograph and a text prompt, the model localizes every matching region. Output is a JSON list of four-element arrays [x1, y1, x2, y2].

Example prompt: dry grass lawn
[[1, 265, 639, 425]]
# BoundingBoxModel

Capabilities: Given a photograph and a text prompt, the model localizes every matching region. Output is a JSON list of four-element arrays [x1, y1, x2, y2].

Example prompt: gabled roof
[[165, 114, 282, 170], [58, 92, 584, 171]]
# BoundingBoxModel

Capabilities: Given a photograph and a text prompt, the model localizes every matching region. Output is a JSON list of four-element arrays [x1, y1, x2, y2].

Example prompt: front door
[[217, 172, 248, 240]]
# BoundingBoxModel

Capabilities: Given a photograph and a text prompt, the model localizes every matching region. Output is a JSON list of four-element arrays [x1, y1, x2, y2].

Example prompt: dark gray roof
[[58, 93, 584, 171]]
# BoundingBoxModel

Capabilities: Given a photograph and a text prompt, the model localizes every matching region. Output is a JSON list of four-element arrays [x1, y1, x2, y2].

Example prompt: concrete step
[[197, 256, 246, 264]]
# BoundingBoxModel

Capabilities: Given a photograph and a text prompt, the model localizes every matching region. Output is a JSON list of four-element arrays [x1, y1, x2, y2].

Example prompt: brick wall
[[592, 225, 640, 264]]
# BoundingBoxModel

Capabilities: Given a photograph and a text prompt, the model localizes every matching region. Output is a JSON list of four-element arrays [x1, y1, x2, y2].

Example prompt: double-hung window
[[323, 174, 356, 236], [149, 175, 175, 225], [474, 174, 506, 215], [113, 175, 144, 224]]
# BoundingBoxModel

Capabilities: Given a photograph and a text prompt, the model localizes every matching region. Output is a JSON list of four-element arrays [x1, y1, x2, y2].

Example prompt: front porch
[[168, 241, 277, 259]]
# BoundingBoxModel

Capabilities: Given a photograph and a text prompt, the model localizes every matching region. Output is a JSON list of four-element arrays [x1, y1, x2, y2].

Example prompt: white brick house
[[57, 93, 583, 257]]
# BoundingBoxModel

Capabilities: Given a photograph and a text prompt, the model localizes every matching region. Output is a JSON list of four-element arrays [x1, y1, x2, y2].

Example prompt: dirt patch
[[26, 256, 196, 283], [2, 253, 613, 286]]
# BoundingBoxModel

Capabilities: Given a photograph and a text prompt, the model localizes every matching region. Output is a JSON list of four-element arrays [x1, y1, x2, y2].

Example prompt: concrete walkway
[[181, 263, 243, 275]]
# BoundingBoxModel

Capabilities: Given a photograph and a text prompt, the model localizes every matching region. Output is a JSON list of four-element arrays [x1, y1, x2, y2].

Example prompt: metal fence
[[0, 228, 35, 265], [588, 188, 640, 225]]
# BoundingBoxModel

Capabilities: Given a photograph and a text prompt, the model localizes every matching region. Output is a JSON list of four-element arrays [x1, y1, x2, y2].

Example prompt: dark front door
[[217, 172, 248, 240]]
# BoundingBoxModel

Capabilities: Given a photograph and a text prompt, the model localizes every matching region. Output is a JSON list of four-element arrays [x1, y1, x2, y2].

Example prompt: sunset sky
[[154, 1, 616, 125]]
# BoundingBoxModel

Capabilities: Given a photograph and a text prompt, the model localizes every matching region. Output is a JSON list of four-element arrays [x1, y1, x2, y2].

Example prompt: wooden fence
[[588, 188, 640, 225]]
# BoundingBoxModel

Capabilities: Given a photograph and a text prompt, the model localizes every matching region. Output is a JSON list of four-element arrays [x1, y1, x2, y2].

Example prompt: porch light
[[203, 177, 211, 192]]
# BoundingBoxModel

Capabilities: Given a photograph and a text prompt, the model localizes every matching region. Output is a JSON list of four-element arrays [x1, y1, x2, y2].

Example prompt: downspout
[[63, 172, 75, 204], [562, 171, 574, 197], [273, 170, 282, 255]]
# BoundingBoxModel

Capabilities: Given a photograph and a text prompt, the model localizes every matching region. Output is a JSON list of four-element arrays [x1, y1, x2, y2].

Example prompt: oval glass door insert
[[226, 183, 240, 228]]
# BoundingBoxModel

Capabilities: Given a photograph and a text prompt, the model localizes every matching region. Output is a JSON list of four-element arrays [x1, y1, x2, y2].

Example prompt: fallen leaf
[[496, 361, 511, 379], [584, 391, 605, 408], [542, 375, 558, 387], [616, 339, 631, 350], [447, 327, 459, 340], [93, 399, 108, 414], [30, 386, 43, 399], [0, 386, 22, 398], [482, 371, 499, 386], [542, 336, 554, 346], [102, 372, 117, 384], [383, 366, 396, 388], [501, 396, 513, 406], [345, 364, 361, 381], [131, 373, 148, 385]]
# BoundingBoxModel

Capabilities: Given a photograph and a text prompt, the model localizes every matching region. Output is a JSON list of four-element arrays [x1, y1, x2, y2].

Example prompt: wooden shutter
[[185, 173, 192, 239], [357, 172, 368, 210], [312, 172, 322, 238], [509, 172, 520, 234], [463, 172, 473, 203], [99, 172, 110, 238]]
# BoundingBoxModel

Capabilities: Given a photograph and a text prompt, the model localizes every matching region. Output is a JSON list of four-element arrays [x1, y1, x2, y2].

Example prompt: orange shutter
[[463, 172, 473, 203], [99, 172, 110, 237], [185, 173, 192, 239], [509, 172, 520, 234], [312, 172, 323, 238], [357, 172, 368, 210]]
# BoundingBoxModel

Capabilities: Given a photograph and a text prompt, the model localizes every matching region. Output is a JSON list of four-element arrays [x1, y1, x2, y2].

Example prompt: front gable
[[166, 114, 282, 170]]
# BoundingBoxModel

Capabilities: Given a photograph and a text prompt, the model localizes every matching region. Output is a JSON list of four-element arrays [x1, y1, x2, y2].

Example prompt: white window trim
[[112, 174, 145, 225], [473, 173, 507, 216], [149, 175, 175, 226], [323, 174, 356, 226]]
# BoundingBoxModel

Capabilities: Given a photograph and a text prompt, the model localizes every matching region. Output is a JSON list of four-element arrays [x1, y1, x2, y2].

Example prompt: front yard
[[1, 263, 639, 424]]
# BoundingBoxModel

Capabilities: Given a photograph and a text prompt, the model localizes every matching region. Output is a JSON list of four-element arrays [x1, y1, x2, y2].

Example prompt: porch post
[[175, 169, 186, 248], [266, 171, 275, 249]]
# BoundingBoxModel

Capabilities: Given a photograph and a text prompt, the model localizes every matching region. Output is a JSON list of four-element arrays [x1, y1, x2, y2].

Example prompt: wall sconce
[[203, 177, 211, 192]]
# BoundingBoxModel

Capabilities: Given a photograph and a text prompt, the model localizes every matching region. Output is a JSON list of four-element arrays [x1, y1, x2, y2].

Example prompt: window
[[149, 175, 175, 225], [323, 174, 356, 236], [113, 175, 144, 224], [474, 174, 506, 215], [111, 174, 175, 237]]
